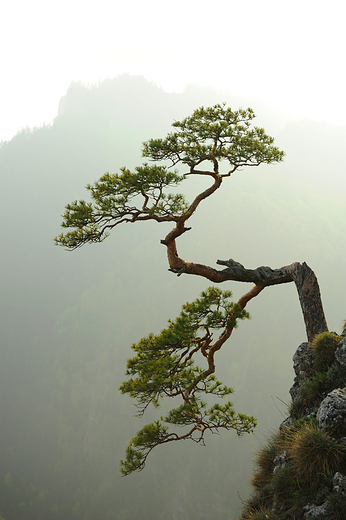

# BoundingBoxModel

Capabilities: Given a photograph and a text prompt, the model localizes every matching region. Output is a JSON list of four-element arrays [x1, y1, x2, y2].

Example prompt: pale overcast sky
[[1, 0, 345, 142]]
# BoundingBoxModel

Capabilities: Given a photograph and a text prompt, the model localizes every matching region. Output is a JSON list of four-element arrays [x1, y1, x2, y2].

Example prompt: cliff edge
[[240, 333, 346, 520]]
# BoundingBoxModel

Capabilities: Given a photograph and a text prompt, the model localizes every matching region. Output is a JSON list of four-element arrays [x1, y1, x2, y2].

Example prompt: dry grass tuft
[[282, 423, 344, 483], [241, 507, 279, 520], [251, 433, 280, 489]]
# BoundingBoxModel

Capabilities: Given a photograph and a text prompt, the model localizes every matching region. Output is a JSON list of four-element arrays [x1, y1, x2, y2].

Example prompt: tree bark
[[285, 262, 328, 343]]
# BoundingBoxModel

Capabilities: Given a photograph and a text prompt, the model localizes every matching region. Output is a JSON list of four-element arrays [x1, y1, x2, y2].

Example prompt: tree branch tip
[[216, 259, 229, 266], [160, 239, 167, 245], [216, 258, 244, 268]]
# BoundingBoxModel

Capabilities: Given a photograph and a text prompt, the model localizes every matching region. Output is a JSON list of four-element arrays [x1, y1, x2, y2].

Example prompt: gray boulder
[[273, 451, 288, 474], [293, 342, 315, 375], [303, 502, 329, 519], [290, 342, 315, 401], [333, 472, 346, 495], [279, 417, 293, 431], [335, 337, 346, 367], [317, 388, 346, 431]]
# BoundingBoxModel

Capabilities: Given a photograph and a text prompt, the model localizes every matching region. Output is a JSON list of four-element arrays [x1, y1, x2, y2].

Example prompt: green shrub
[[311, 333, 341, 372], [325, 362, 346, 390], [304, 372, 329, 401]]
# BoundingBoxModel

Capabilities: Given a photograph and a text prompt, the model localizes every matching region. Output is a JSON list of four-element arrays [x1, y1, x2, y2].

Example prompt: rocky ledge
[[240, 333, 346, 520]]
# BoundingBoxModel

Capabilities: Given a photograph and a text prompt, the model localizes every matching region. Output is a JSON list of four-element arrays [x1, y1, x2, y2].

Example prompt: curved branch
[[200, 284, 265, 383], [182, 171, 222, 220], [163, 228, 328, 343]]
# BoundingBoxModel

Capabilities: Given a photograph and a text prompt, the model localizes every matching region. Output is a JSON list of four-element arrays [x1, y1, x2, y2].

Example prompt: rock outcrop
[[289, 342, 315, 402], [336, 337, 346, 367], [316, 388, 346, 432], [239, 332, 346, 520]]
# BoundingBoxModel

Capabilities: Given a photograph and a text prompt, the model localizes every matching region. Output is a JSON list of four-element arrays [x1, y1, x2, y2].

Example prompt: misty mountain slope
[[0, 74, 345, 520]]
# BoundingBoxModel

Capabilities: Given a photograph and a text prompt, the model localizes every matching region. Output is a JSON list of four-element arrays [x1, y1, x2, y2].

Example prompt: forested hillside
[[1, 75, 345, 520]]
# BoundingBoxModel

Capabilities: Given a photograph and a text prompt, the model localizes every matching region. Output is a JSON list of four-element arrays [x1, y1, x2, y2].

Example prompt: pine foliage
[[119, 287, 256, 475], [55, 104, 284, 250]]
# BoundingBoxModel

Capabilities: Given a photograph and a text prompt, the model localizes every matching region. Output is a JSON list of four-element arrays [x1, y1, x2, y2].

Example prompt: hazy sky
[[1, 0, 345, 141]]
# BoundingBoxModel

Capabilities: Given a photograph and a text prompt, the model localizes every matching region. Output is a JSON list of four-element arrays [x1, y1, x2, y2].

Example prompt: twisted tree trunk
[[285, 262, 328, 342], [217, 259, 328, 342], [163, 226, 328, 343]]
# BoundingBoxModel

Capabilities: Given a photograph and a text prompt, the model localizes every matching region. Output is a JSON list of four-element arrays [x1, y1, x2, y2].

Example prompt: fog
[[2, 1, 346, 142], [1, 75, 346, 519]]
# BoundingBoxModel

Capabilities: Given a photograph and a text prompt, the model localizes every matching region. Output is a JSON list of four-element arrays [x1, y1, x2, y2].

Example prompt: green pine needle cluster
[[143, 104, 284, 171], [54, 164, 188, 249]]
